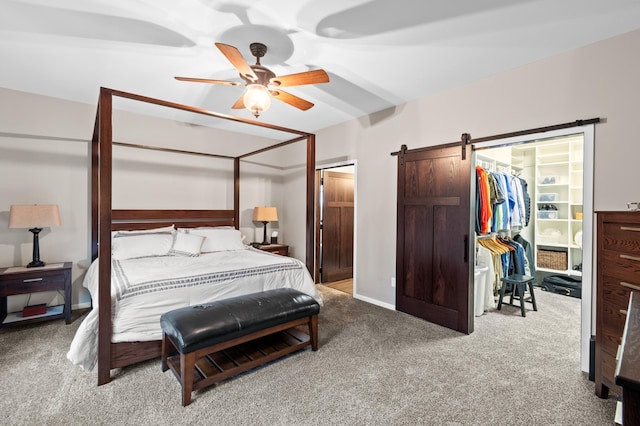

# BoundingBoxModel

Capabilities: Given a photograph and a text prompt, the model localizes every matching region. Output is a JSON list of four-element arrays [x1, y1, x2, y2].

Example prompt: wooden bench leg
[[161, 333, 172, 372], [181, 352, 196, 406], [309, 315, 318, 351]]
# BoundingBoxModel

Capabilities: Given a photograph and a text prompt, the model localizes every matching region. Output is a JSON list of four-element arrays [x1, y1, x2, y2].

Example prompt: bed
[[67, 224, 321, 372], [77, 88, 318, 385]]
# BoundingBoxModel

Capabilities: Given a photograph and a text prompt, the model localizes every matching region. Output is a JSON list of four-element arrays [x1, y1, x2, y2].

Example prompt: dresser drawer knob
[[620, 309, 628, 316], [620, 281, 640, 291], [620, 254, 640, 262], [22, 278, 43, 283], [620, 226, 640, 232]]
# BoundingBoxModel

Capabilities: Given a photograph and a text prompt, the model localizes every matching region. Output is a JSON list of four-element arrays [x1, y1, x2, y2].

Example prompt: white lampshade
[[243, 84, 271, 118], [9, 204, 61, 229]]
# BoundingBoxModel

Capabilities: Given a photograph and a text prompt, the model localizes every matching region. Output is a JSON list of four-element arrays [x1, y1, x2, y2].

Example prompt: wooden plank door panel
[[396, 143, 473, 334], [321, 171, 354, 282]]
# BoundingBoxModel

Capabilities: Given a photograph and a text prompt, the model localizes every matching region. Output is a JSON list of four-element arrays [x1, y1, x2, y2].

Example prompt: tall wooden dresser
[[596, 211, 640, 398]]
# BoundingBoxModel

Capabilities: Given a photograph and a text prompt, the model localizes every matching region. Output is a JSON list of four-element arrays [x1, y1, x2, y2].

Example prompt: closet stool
[[497, 274, 537, 317]]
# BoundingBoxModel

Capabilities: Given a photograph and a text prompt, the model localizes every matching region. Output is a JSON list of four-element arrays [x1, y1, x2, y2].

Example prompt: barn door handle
[[464, 234, 469, 262]]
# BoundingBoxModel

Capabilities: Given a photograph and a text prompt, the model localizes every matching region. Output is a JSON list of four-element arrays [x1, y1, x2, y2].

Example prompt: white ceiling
[[2, 0, 640, 137]]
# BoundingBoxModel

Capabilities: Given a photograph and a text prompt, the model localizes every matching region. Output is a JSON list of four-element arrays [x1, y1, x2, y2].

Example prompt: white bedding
[[67, 247, 321, 371]]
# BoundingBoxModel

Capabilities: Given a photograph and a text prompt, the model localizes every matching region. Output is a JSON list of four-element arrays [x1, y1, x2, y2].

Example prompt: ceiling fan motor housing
[[242, 64, 275, 86]]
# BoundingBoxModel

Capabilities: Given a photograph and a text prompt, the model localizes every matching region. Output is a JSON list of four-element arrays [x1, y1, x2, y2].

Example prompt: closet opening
[[314, 161, 356, 297], [472, 125, 594, 373]]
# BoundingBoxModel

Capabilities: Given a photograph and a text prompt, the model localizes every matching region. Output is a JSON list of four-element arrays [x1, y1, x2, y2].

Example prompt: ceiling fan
[[175, 42, 330, 118]]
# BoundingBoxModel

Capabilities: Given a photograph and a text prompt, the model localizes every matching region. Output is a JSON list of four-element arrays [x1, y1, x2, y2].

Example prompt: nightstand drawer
[[0, 271, 67, 296], [257, 244, 289, 256]]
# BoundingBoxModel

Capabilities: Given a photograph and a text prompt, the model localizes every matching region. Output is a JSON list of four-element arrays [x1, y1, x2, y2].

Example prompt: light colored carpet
[[0, 285, 615, 425]]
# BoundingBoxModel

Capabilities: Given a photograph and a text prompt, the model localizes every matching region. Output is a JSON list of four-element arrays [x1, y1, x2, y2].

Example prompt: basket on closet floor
[[537, 249, 568, 270]]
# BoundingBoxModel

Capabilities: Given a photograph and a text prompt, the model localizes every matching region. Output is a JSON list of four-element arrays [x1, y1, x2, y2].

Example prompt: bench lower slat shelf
[[166, 328, 311, 392]]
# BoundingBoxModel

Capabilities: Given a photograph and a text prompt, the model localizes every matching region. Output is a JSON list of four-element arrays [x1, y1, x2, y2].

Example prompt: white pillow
[[169, 232, 204, 257], [112, 225, 175, 238], [181, 227, 246, 252], [112, 232, 174, 260]]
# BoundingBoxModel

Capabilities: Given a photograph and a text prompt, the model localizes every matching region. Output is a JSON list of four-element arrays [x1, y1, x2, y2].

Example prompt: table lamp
[[253, 207, 278, 245], [9, 204, 61, 267]]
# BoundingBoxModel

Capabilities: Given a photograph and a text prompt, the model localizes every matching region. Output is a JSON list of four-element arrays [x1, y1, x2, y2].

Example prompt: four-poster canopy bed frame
[[91, 87, 316, 385]]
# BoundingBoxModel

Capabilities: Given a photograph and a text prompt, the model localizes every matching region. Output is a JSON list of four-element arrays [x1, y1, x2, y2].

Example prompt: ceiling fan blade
[[174, 76, 242, 86], [231, 95, 245, 109], [214, 42, 258, 81], [270, 69, 330, 87], [269, 89, 314, 111]]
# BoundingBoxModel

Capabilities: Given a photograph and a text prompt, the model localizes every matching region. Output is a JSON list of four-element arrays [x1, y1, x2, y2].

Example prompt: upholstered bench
[[160, 288, 320, 406]]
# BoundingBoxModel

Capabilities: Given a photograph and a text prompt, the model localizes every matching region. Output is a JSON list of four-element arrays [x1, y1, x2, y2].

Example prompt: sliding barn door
[[396, 143, 473, 334]]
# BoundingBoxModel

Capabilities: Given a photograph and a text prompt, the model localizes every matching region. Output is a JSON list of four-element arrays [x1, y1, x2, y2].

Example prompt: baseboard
[[72, 302, 92, 310], [353, 293, 395, 311]]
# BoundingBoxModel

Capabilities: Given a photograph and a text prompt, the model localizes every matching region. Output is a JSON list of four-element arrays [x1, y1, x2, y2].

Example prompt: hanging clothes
[[490, 172, 508, 232], [474, 166, 531, 235], [477, 236, 512, 294], [500, 237, 527, 276], [518, 177, 531, 227], [476, 244, 497, 312], [513, 233, 535, 276], [476, 166, 492, 234]]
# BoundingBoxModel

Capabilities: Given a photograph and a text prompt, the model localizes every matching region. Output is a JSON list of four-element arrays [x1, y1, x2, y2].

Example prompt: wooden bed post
[[234, 157, 240, 228], [306, 134, 315, 273], [97, 87, 114, 386], [90, 88, 316, 384]]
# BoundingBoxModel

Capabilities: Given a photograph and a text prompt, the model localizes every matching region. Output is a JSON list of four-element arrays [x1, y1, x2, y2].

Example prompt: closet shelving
[[476, 146, 523, 176], [533, 136, 583, 277]]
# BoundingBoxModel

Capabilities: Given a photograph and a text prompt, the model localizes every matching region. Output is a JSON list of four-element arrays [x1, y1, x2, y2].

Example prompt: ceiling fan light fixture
[[243, 84, 271, 118]]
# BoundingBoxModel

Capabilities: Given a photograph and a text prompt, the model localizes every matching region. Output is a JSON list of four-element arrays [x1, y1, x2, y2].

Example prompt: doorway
[[473, 125, 594, 373], [315, 162, 355, 296]]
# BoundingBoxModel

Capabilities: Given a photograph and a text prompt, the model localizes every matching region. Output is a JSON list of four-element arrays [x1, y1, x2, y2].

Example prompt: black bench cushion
[[160, 288, 320, 354]]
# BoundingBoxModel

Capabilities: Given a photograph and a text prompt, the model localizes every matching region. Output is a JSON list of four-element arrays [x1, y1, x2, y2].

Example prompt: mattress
[[67, 247, 321, 371]]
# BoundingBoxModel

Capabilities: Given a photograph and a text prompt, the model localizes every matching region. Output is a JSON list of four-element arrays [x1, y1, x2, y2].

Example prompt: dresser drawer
[[602, 221, 640, 253], [599, 300, 627, 356], [601, 250, 640, 283], [602, 275, 636, 308]]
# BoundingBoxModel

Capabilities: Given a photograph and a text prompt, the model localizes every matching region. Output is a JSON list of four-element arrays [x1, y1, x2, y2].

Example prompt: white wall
[[312, 28, 640, 306]]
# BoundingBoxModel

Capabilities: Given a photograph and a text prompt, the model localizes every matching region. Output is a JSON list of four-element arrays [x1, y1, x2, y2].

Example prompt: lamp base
[[261, 221, 270, 245], [27, 227, 44, 268]]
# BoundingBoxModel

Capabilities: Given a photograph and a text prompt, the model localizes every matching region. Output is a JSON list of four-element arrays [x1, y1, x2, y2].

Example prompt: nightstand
[[0, 262, 72, 326], [257, 244, 289, 256]]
